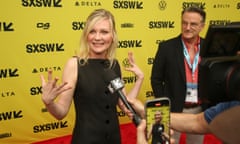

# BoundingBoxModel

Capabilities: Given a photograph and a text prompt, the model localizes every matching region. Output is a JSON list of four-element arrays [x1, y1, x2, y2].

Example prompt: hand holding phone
[[145, 97, 171, 144]]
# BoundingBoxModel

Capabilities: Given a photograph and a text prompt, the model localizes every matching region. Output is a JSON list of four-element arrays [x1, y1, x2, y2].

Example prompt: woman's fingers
[[47, 69, 53, 81], [40, 74, 46, 85], [128, 52, 135, 64], [52, 77, 59, 87], [57, 82, 72, 94]]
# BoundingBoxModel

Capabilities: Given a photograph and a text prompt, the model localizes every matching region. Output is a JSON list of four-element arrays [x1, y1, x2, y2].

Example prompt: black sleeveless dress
[[151, 123, 165, 144], [71, 58, 121, 144]]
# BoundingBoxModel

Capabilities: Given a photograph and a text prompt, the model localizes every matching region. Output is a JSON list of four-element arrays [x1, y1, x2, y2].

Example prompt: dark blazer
[[151, 34, 204, 112]]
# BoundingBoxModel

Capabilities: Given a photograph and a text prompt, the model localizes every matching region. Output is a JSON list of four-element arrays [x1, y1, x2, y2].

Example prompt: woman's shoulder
[[64, 57, 79, 69]]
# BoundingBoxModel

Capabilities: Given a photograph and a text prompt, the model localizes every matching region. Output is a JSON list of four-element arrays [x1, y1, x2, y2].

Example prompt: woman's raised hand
[[40, 69, 71, 105], [124, 52, 144, 79]]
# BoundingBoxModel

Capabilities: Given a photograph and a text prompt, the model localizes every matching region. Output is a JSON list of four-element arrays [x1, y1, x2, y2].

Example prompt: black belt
[[184, 102, 201, 108]]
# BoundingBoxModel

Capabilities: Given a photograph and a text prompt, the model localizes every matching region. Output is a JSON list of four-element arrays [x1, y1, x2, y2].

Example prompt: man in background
[[151, 6, 206, 143]]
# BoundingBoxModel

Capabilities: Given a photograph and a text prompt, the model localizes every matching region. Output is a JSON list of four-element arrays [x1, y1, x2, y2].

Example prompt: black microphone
[[103, 69, 141, 126]]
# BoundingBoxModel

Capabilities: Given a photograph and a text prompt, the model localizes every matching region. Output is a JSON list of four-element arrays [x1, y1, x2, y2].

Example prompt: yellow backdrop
[[1, 1, 240, 143]]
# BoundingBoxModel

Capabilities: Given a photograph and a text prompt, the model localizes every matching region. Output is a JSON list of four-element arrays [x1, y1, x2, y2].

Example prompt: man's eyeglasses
[[182, 21, 202, 28]]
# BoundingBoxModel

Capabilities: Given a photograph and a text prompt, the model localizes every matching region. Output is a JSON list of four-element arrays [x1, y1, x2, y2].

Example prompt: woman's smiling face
[[87, 19, 113, 58]]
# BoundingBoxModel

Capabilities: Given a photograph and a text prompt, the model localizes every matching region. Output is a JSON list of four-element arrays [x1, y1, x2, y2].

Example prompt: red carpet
[[32, 123, 222, 144]]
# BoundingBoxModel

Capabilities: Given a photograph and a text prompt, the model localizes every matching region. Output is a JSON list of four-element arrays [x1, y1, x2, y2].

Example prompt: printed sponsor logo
[[113, 0, 143, 9], [0, 68, 19, 79], [41, 108, 48, 112], [0, 133, 12, 139], [209, 20, 231, 26], [22, 0, 62, 7], [74, 1, 101, 6], [237, 2, 240, 9], [146, 91, 154, 97], [158, 0, 167, 10], [121, 23, 134, 28], [149, 21, 175, 29], [147, 57, 154, 65], [156, 39, 166, 45], [123, 76, 137, 84], [118, 40, 142, 48], [30, 86, 42, 95], [0, 22, 14, 32], [0, 110, 23, 121], [33, 121, 68, 133], [72, 21, 85, 30], [213, 3, 230, 8], [32, 66, 61, 73], [26, 43, 64, 53], [122, 58, 131, 68], [117, 111, 126, 117], [1, 91, 15, 98], [182, 2, 206, 10], [36, 22, 50, 30]]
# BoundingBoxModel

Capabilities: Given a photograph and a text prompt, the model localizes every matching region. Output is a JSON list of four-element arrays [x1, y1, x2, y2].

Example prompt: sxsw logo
[[237, 2, 240, 9], [0, 22, 14, 32], [147, 57, 154, 65], [0, 132, 12, 139], [123, 76, 137, 84], [113, 0, 143, 9], [30, 86, 42, 96], [22, 0, 62, 7], [182, 2, 206, 10], [26, 43, 64, 53], [118, 40, 142, 48], [72, 21, 86, 30], [0, 110, 23, 121], [0, 68, 19, 79], [33, 121, 68, 133], [149, 21, 175, 29]]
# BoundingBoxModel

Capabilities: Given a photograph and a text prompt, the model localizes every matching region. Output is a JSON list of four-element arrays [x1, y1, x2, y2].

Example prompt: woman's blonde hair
[[77, 9, 118, 67]]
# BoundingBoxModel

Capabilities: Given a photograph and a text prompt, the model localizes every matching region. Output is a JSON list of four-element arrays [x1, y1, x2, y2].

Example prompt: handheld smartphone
[[145, 97, 171, 144]]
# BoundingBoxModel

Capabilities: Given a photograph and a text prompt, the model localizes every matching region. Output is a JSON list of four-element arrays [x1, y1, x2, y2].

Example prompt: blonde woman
[[40, 9, 144, 144]]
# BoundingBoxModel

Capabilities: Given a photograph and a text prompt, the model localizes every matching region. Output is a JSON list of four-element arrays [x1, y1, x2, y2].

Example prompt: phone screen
[[145, 97, 170, 144]]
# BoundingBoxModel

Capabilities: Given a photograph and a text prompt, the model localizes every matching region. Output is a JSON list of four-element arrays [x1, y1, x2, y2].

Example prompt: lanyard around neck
[[182, 40, 200, 74]]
